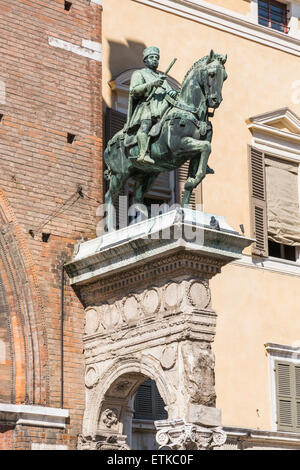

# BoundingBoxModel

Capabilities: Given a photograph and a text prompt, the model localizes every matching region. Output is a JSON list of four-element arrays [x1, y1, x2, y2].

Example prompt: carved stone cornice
[[66, 210, 253, 295]]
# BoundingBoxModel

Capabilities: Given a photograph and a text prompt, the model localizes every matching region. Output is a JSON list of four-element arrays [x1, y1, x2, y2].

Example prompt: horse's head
[[201, 50, 227, 109]]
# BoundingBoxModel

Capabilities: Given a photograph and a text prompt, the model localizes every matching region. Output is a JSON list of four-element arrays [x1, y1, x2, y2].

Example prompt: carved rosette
[[155, 419, 226, 450]]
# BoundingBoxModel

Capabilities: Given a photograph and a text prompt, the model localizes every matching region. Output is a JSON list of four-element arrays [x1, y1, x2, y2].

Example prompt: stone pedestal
[[65, 209, 252, 450]]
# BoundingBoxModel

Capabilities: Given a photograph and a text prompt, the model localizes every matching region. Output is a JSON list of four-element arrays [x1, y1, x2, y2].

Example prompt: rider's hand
[[153, 75, 166, 87]]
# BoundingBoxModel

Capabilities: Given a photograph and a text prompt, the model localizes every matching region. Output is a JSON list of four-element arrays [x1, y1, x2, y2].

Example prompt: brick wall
[[0, 0, 102, 449]]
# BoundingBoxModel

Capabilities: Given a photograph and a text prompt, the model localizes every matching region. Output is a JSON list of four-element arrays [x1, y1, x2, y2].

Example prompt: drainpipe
[[61, 263, 65, 409]]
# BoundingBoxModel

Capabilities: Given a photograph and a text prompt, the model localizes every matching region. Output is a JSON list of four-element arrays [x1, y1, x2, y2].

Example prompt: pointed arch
[[0, 188, 49, 405]]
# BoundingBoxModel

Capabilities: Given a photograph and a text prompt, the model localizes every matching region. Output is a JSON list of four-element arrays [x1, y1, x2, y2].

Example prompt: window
[[266, 343, 300, 433], [249, 147, 300, 261], [133, 379, 167, 421], [274, 361, 300, 432], [258, 0, 289, 34]]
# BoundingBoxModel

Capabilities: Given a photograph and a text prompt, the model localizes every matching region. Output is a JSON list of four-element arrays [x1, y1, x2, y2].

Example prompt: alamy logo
[[96, 198, 206, 245]]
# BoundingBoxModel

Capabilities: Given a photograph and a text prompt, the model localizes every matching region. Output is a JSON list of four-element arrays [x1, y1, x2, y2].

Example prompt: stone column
[[65, 209, 252, 450]]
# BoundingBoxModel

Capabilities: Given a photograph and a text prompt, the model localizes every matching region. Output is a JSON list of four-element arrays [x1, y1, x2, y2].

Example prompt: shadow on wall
[[107, 39, 147, 81]]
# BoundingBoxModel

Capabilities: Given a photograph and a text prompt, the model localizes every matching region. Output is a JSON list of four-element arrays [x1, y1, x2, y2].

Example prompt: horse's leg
[[180, 137, 211, 191], [131, 174, 158, 220], [182, 156, 198, 206]]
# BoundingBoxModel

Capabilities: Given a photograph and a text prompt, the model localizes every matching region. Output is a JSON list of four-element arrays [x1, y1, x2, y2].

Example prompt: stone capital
[[155, 418, 226, 450]]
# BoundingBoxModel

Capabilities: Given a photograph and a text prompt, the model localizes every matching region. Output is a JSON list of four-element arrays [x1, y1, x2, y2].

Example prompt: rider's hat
[[143, 46, 160, 60]]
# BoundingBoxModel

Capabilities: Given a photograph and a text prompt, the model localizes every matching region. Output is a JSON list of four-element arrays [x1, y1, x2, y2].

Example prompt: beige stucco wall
[[102, 0, 300, 431], [203, 0, 251, 15]]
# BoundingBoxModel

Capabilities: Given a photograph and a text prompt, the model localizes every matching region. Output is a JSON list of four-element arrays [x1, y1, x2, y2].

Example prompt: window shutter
[[134, 380, 153, 420], [295, 366, 300, 429], [275, 361, 300, 432], [154, 382, 167, 420], [134, 379, 167, 420], [105, 108, 128, 229], [105, 107, 127, 145], [175, 163, 203, 209], [248, 146, 268, 257]]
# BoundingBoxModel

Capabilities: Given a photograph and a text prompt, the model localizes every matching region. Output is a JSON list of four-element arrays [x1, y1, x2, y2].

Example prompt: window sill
[[234, 254, 300, 277]]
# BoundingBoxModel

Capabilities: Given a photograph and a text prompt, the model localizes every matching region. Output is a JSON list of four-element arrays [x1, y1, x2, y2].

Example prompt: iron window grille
[[258, 0, 289, 34]]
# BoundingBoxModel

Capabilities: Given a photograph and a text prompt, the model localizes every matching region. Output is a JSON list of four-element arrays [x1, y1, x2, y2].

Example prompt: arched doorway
[[79, 359, 171, 450]]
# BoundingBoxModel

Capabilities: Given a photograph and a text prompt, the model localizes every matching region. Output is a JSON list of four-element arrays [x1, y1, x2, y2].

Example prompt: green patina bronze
[[104, 47, 227, 231]]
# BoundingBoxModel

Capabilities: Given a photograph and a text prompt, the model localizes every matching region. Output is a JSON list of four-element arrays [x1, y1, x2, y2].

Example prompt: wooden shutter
[[275, 361, 300, 432], [175, 163, 203, 209], [134, 379, 167, 420], [134, 380, 153, 420], [248, 146, 268, 257], [105, 108, 128, 229], [154, 382, 168, 420], [105, 107, 127, 145]]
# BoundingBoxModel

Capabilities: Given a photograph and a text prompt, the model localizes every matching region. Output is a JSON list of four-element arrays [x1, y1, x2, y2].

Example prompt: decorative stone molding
[[78, 433, 130, 450], [155, 418, 226, 450], [85, 365, 100, 389], [187, 280, 210, 309], [0, 404, 69, 429]]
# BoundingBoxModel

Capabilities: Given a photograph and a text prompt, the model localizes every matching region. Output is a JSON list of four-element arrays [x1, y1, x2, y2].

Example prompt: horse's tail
[[103, 134, 130, 177]]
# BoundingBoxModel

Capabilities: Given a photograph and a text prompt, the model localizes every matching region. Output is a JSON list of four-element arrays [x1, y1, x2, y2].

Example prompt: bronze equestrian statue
[[104, 47, 227, 231]]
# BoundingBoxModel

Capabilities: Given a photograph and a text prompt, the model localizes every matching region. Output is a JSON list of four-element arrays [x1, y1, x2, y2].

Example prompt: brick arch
[[0, 189, 49, 405]]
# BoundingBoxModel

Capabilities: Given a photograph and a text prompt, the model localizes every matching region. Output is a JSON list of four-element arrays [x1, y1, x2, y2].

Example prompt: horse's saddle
[[123, 121, 161, 148]]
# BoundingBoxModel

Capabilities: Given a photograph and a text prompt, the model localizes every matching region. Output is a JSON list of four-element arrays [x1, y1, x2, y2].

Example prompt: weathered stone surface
[[66, 211, 252, 450]]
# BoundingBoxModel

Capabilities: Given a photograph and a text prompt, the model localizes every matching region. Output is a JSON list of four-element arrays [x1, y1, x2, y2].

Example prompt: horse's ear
[[221, 54, 227, 64], [208, 49, 214, 63]]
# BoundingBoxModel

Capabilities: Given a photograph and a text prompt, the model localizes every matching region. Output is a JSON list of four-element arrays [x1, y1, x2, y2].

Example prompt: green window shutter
[[248, 145, 268, 257], [134, 380, 153, 420], [275, 361, 300, 432], [295, 366, 300, 428], [154, 383, 167, 420], [105, 108, 128, 229], [134, 379, 167, 421], [105, 107, 127, 144]]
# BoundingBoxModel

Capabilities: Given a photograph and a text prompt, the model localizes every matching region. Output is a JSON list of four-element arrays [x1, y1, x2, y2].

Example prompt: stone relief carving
[[102, 408, 119, 428], [78, 433, 130, 451], [160, 344, 177, 370], [182, 342, 216, 406], [141, 287, 160, 317], [83, 279, 213, 339], [163, 282, 183, 312], [85, 365, 99, 389], [85, 307, 101, 336], [187, 280, 211, 309]]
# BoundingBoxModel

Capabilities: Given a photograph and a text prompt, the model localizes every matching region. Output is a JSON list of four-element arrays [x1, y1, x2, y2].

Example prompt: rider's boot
[[136, 134, 154, 164], [206, 165, 215, 174]]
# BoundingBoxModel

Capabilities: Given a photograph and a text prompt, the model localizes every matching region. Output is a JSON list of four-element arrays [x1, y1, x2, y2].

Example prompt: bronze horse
[[104, 50, 227, 231]]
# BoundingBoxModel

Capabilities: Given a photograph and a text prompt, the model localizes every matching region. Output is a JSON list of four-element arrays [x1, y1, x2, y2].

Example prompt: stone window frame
[[265, 343, 300, 433], [248, 108, 300, 266]]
